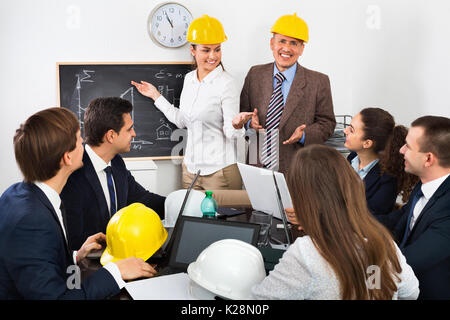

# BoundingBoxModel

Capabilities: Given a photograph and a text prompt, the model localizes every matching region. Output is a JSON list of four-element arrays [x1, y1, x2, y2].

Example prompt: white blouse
[[251, 236, 420, 300], [154, 67, 245, 175]]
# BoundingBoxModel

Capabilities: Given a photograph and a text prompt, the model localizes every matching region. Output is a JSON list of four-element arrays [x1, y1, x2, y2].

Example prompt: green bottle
[[201, 191, 218, 218]]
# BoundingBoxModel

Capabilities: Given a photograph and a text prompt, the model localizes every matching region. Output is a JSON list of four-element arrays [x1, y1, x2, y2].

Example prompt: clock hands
[[164, 11, 174, 28], [151, 4, 191, 47]]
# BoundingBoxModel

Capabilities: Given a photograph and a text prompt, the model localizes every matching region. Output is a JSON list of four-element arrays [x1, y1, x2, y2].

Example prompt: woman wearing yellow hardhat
[[132, 15, 244, 190]]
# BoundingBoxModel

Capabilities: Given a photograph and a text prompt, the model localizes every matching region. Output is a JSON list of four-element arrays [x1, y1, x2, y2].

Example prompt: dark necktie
[[400, 189, 424, 248], [60, 202, 68, 235], [59, 201, 70, 251], [104, 166, 117, 217], [261, 72, 286, 170]]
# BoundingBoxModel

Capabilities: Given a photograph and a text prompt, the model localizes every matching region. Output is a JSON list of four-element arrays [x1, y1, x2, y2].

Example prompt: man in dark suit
[[0, 107, 156, 299], [61, 97, 166, 250], [376, 115, 450, 300], [233, 13, 335, 174]]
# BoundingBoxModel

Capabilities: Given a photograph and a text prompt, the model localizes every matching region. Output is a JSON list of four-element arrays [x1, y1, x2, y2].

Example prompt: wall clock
[[148, 2, 193, 48]]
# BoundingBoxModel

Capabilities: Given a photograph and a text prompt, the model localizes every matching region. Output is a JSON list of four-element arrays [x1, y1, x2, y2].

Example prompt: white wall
[[1, 0, 449, 195]]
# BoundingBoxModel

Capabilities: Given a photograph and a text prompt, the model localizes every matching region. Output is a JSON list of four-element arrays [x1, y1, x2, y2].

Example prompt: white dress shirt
[[85, 144, 117, 214], [35, 181, 125, 289], [154, 67, 245, 175], [409, 173, 450, 230], [34, 181, 68, 241]]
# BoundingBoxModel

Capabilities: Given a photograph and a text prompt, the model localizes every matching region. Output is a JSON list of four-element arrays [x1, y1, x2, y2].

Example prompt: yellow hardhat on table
[[270, 13, 309, 43], [100, 203, 167, 265]]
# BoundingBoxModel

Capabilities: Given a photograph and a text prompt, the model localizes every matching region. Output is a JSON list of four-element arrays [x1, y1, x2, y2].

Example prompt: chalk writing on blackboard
[[58, 62, 192, 159], [119, 86, 153, 147]]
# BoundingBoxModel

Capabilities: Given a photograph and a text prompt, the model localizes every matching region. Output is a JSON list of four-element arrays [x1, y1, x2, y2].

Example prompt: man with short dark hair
[[61, 97, 166, 250], [376, 115, 450, 299], [0, 107, 156, 299]]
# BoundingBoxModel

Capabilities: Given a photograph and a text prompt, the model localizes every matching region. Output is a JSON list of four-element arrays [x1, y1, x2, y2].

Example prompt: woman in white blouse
[[132, 15, 244, 190], [251, 144, 420, 300]]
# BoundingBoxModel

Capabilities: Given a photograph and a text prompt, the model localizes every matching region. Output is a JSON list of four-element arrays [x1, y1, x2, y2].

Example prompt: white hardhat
[[187, 239, 266, 300], [163, 189, 205, 228], [188, 279, 218, 300]]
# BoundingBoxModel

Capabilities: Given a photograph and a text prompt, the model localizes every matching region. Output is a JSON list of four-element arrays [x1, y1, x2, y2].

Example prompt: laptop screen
[[168, 216, 260, 270], [158, 169, 201, 255], [178, 169, 201, 217], [237, 162, 293, 220]]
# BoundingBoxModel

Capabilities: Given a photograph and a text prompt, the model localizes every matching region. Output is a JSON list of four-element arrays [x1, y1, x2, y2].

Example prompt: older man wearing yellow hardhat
[[234, 13, 336, 174]]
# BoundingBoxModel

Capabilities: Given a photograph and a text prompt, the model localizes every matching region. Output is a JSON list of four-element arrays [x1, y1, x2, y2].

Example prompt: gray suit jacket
[[240, 62, 336, 175]]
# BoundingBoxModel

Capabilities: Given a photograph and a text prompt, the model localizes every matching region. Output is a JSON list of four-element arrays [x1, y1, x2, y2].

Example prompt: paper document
[[125, 272, 196, 300]]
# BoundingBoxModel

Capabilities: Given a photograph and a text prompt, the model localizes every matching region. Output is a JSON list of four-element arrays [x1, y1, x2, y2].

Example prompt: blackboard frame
[[56, 61, 192, 161]]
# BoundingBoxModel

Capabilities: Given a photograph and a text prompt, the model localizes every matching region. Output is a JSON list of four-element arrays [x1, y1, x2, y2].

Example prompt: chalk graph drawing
[[59, 62, 192, 158], [72, 70, 153, 149], [73, 69, 95, 133], [120, 86, 153, 149], [157, 84, 181, 108]]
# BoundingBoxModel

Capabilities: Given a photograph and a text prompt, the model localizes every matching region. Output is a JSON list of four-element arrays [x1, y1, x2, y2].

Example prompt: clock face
[[148, 2, 193, 48]]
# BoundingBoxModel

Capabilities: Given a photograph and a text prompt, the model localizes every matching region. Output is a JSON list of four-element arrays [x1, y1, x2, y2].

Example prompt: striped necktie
[[261, 72, 286, 170], [104, 166, 117, 217]]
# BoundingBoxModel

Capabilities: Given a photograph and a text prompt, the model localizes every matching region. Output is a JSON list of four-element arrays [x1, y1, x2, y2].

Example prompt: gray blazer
[[240, 62, 336, 175]]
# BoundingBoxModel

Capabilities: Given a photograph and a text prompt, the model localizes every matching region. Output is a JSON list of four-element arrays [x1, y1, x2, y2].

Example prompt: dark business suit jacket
[[0, 182, 120, 299], [61, 149, 166, 250], [347, 152, 397, 215], [376, 176, 450, 299], [240, 62, 336, 175]]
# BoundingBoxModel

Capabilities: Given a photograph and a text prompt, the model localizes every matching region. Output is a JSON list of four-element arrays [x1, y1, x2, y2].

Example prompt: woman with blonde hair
[[251, 145, 419, 300]]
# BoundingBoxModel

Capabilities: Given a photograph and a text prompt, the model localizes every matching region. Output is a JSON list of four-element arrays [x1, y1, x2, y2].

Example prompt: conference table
[[79, 207, 303, 300]]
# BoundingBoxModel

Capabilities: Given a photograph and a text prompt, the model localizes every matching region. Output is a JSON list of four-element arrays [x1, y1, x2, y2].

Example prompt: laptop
[[237, 162, 293, 247], [236, 162, 293, 220], [154, 215, 260, 276], [272, 171, 292, 246], [156, 169, 201, 256]]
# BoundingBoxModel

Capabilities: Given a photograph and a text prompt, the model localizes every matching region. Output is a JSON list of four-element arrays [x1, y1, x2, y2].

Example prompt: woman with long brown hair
[[251, 145, 419, 299], [344, 107, 419, 214], [132, 15, 244, 190]]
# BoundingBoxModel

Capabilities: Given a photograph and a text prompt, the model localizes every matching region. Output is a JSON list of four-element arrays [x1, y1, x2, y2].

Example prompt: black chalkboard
[[57, 62, 192, 159]]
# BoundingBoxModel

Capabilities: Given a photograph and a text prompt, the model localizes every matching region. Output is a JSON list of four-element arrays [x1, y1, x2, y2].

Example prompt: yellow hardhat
[[100, 203, 168, 266], [270, 13, 309, 43], [187, 14, 227, 44]]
